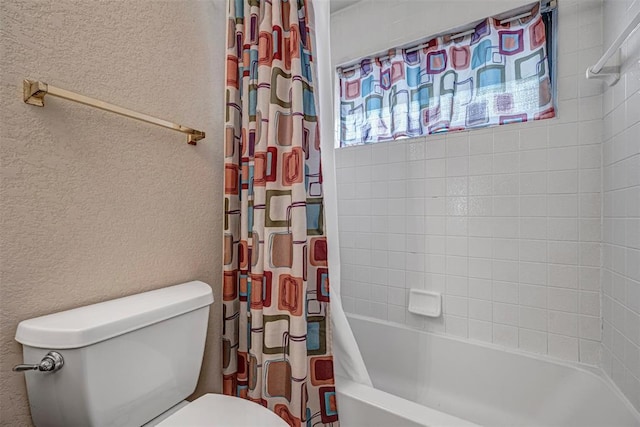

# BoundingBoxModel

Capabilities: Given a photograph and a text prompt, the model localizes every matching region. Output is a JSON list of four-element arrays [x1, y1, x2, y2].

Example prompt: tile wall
[[332, 0, 605, 364], [601, 0, 640, 411]]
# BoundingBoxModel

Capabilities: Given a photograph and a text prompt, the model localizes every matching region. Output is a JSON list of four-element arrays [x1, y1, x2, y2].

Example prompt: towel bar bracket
[[585, 65, 621, 87], [585, 11, 639, 87], [23, 80, 48, 107]]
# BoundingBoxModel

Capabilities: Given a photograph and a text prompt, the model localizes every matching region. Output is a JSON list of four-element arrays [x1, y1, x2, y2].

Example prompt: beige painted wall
[[0, 1, 225, 425]]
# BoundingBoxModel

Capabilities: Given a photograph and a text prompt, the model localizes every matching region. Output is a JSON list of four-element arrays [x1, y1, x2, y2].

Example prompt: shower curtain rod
[[22, 79, 205, 145], [585, 11, 640, 86]]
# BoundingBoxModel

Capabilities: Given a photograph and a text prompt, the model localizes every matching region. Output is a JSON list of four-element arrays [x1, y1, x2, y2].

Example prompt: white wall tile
[[520, 284, 547, 308], [469, 131, 493, 155], [469, 319, 493, 343], [548, 194, 578, 217], [493, 324, 519, 348], [388, 287, 406, 306], [446, 134, 470, 157], [579, 315, 602, 341], [548, 171, 579, 194], [548, 288, 578, 312], [469, 299, 493, 321], [579, 266, 601, 291], [580, 291, 601, 316], [469, 175, 494, 196], [520, 128, 548, 150], [520, 218, 548, 239], [548, 334, 579, 361], [520, 329, 548, 354], [493, 281, 519, 304], [580, 193, 602, 218], [520, 196, 547, 217], [445, 295, 468, 317], [446, 275, 468, 296], [494, 153, 520, 174], [520, 149, 548, 172], [520, 306, 547, 331], [447, 157, 470, 177], [493, 238, 519, 260], [580, 339, 602, 365], [493, 260, 519, 283], [548, 218, 579, 241], [494, 175, 519, 195], [387, 304, 406, 324], [520, 262, 548, 286], [579, 219, 601, 242], [520, 172, 547, 194], [549, 311, 578, 336], [548, 147, 578, 171], [467, 277, 492, 300], [548, 264, 579, 289], [469, 258, 493, 280], [579, 144, 602, 169], [548, 241, 579, 265], [493, 303, 519, 326], [445, 315, 468, 338], [331, 0, 613, 374], [579, 169, 601, 193], [600, 0, 640, 411]]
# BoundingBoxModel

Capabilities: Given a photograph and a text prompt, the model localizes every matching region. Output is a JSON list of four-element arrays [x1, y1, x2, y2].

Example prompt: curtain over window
[[338, 2, 555, 147]]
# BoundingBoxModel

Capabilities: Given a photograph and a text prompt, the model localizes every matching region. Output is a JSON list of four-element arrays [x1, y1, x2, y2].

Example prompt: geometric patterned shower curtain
[[222, 0, 338, 425], [339, 2, 555, 146]]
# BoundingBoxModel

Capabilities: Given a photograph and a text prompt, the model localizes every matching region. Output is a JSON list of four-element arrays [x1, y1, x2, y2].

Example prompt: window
[[337, 1, 557, 147]]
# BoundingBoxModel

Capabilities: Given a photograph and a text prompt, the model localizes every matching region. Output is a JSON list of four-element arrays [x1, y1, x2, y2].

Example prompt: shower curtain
[[222, 0, 339, 425], [309, 0, 373, 389]]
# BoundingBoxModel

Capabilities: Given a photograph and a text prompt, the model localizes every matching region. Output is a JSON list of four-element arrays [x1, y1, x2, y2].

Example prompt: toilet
[[13, 281, 287, 427]]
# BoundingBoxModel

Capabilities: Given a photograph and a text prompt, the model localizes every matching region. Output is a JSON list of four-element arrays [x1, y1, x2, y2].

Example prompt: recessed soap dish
[[407, 289, 442, 318]]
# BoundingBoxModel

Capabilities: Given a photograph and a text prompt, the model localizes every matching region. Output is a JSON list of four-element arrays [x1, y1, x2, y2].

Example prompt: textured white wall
[[601, 0, 640, 412], [0, 1, 225, 425], [332, 0, 606, 364]]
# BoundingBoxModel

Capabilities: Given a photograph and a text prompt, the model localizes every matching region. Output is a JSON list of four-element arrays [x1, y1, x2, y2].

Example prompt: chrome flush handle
[[13, 351, 64, 373]]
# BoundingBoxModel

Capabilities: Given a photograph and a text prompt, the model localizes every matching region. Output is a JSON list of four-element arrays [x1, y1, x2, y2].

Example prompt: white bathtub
[[336, 314, 640, 427]]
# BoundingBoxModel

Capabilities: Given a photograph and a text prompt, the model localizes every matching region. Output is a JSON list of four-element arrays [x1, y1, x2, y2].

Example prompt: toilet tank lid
[[15, 281, 213, 349]]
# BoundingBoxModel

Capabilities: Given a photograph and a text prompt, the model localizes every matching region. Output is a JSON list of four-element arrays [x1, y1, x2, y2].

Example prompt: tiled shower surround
[[333, 0, 606, 365], [336, 118, 603, 361], [601, 0, 640, 410]]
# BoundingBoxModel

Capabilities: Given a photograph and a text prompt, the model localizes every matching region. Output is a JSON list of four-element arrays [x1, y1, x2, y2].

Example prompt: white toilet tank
[[15, 281, 214, 427]]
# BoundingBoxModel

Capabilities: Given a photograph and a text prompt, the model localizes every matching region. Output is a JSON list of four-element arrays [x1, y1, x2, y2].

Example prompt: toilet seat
[[156, 393, 289, 426]]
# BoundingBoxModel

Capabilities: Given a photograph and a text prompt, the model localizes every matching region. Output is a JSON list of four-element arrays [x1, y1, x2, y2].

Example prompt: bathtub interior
[[335, 375, 479, 427], [346, 314, 640, 427]]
